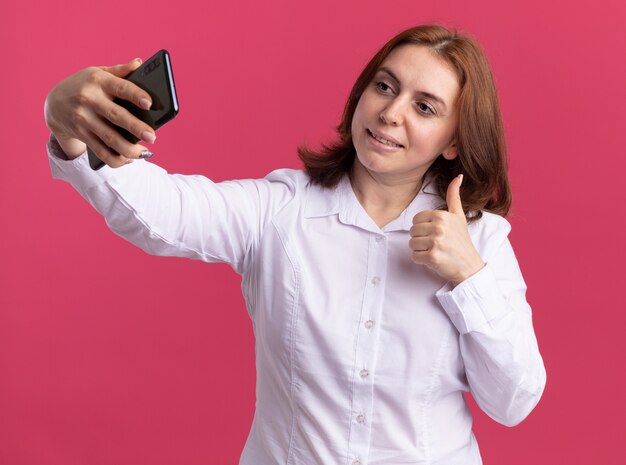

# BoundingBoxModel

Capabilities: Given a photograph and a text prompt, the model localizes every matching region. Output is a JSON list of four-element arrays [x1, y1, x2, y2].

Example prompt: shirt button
[[359, 369, 369, 378], [352, 460, 361, 465], [356, 413, 366, 424], [364, 320, 374, 329], [375, 235, 384, 243], [371, 276, 381, 285]]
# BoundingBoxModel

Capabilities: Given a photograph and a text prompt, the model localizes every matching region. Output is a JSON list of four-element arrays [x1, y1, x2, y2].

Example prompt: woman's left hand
[[409, 175, 485, 286]]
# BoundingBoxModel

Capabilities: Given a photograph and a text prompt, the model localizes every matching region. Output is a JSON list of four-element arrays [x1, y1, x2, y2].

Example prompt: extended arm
[[47, 135, 295, 273], [45, 58, 296, 271]]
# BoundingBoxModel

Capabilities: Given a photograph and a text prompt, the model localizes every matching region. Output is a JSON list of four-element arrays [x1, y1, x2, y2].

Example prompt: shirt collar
[[304, 173, 443, 233]]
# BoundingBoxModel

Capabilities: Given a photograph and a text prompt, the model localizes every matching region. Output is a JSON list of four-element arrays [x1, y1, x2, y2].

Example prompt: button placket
[[346, 233, 388, 464]]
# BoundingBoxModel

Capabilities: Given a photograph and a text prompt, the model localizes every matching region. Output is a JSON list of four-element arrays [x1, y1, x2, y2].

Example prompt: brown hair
[[297, 24, 511, 221]]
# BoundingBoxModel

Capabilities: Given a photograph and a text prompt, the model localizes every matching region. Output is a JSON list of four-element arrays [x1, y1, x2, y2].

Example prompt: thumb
[[99, 57, 143, 78], [446, 174, 465, 216]]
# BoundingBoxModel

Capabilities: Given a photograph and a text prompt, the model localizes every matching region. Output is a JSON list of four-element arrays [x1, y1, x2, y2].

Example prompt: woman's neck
[[349, 160, 424, 229]]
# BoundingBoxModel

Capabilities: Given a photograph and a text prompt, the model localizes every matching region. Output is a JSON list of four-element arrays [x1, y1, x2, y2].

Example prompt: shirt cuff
[[46, 132, 112, 191], [435, 264, 512, 334], [48, 132, 73, 161]]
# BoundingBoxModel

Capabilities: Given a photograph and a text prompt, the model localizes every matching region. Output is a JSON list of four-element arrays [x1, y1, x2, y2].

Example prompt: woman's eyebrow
[[378, 67, 448, 111]]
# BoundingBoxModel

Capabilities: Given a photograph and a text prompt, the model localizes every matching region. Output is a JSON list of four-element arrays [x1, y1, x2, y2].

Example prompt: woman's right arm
[[45, 60, 297, 273]]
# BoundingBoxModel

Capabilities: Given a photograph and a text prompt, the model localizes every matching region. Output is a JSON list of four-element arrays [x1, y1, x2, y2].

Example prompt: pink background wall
[[1, 0, 625, 463]]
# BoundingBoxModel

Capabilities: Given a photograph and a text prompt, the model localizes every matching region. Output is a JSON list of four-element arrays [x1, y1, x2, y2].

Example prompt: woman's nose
[[379, 99, 405, 126]]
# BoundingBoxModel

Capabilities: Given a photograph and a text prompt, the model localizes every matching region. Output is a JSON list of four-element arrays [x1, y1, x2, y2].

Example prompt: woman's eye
[[375, 81, 393, 93], [416, 102, 435, 115]]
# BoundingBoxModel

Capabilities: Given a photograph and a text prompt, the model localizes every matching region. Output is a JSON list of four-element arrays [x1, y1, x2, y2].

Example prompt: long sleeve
[[436, 216, 546, 427], [47, 138, 297, 274]]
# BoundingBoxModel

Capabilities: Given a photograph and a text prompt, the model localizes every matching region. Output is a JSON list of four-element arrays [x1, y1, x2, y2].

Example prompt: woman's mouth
[[367, 128, 403, 148]]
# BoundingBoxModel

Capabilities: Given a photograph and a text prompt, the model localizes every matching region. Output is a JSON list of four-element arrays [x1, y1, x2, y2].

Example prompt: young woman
[[44, 24, 546, 465]]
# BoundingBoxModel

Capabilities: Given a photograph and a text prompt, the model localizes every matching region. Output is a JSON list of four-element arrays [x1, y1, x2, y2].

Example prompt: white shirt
[[48, 141, 546, 465]]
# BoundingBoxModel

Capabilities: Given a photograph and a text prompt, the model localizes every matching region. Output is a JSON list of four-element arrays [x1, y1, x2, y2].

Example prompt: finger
[[446, 174, 464, 216], [409, 236, 432, 252], [409, 222, 434, 238], [80, 128, 130, 169], [99, 57, 143, 78], [87, 110, 151, 160], [94, 98, 156, 146], [87, 146, 131, 169], [100, 69, 153, 112], [412, 210, 436, 225]]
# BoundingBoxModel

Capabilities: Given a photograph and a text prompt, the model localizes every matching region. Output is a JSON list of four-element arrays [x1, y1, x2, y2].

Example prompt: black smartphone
[[88, 49, 179, 170]]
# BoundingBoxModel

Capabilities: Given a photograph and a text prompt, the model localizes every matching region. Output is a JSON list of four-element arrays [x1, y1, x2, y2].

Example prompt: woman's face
[[351, 44, 461, 185]]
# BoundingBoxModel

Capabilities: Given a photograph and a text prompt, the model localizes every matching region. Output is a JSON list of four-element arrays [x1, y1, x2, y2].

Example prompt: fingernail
[[139, 150, 153, 159], [141, 131, 156, 143], [458, 174, 463, 186], [125, 159, 134, 164], [140, 98, 152, 110], [134, 57, 142, 64]]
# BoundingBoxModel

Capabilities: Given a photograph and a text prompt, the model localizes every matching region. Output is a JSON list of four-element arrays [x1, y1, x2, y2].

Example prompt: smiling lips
[[367, 128, 404, 148]]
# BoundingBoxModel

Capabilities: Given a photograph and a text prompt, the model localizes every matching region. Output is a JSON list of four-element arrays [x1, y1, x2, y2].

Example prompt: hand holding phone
[[88, 49, 179, 170]]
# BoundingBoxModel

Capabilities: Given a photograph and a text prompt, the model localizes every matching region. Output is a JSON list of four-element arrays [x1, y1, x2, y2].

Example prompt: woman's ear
[[441, 142, 458, 160]]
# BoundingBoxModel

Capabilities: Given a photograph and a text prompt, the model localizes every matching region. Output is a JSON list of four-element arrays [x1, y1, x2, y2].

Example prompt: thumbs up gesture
[[409, 175, 486, 286]]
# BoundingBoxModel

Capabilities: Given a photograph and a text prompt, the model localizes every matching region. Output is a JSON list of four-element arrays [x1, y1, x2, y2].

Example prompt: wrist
[[50, 132, 86, 160], [451, 258, 486, 287]]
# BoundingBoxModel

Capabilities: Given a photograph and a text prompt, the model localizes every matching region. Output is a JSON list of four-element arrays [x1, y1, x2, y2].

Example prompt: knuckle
[[134, 122, 148, 137], [433, 210, 445, 220], [414, 212, 428, 223], [73, 91, 90, 107], [84, 68, 102, 84], [101, 130, 117, 147], [70, 109, 87, 127], [105, 105, 121, 123], [434, 224, 445, 236], [114, 80, 130, 97]]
